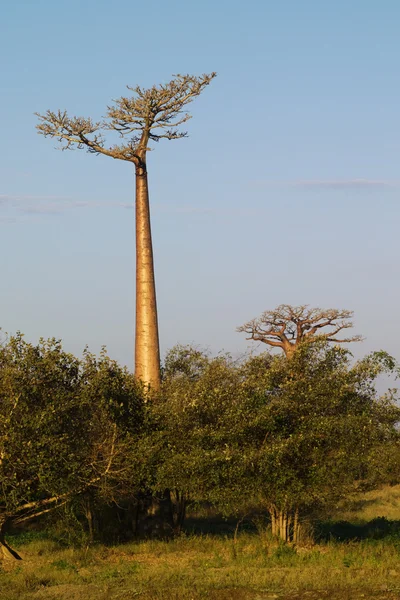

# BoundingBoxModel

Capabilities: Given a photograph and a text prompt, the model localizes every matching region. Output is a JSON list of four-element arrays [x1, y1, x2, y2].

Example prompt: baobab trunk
[[135, 163, 161, 390], [36, 73, 216, 390]]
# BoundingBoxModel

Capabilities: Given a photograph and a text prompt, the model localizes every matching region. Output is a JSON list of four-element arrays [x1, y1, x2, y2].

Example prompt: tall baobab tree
[[36, 73, 216, 389], [238, 304, 363, 357]]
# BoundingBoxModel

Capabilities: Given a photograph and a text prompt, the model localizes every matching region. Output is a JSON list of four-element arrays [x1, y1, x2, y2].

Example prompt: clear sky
[[1, 0, 400, 368]]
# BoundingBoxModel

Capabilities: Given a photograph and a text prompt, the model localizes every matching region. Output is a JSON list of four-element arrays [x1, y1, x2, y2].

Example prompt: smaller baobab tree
[[238, 304, 363, 357], [36, 73, 216, 390]]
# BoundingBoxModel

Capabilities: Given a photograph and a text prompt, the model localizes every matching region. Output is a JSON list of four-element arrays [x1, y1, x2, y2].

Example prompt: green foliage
[[0, 333, 144, 530], [237, 342, 400, 514], [151, 341, 400, 523], [0, 330, 399, 549]]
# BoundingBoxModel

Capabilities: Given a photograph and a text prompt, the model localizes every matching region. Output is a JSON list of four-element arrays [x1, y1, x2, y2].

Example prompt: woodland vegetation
[[0, 63, 389, 599], [0, 305, 399, 565], [8, 78, 400, 596]]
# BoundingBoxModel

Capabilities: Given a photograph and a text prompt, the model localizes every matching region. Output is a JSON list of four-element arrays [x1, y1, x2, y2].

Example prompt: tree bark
[[0, 517, 22, 561], [282, 511, 288, 542], [293, 508, 299, 544], [269, 505, 300, 543], [171, 490, 187, 533], [270, 505, 277, 537], [83, 493, 98, 543], [135, 163, 161, 390]]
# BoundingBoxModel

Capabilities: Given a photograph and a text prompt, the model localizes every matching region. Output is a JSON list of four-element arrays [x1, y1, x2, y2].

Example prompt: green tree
[[36, 73, 216, 390], [232, 342, 400, 541], [0, 334, 144, 557], [153, 342, 400, 541], [150, 345, 242, 530]]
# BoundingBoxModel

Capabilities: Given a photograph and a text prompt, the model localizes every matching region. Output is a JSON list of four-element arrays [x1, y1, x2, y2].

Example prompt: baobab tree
[[36, 73, 216, 389], [238, 304, 363, 357]]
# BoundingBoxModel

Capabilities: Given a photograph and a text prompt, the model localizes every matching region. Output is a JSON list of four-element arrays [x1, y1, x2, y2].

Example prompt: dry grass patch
[[2, 485, 400, 599], [1, 534, 400, 600], [336, 485, 400, 523]]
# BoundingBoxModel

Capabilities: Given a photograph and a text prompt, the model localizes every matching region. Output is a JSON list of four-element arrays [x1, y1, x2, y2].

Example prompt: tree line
[[25, 74, 399, 559], [1, 305, 399, 558]]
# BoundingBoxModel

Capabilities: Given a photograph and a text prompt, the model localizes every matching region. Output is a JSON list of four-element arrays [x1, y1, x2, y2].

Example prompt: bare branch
[[13, 501, 69, 526], [105, 73, 216, 151], [35, 73, 216, 163], [35, 109, 141, 162], [238, 304, 363, 357]]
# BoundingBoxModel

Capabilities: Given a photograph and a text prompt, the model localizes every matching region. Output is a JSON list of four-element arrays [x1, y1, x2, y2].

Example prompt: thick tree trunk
[[135, 163, 161, 390], [0, 516, 22, 560], [269, 505, 300, 544]]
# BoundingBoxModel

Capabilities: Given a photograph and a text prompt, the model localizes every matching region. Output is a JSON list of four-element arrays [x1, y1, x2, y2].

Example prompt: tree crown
[[238, 304, 363, 357], [35, 73, 216, 164], [150, 341, 400, 518]]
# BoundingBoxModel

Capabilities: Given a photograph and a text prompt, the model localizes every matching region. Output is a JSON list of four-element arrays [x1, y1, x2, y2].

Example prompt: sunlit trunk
[[0, 517, 22, 560], [269, 505, 300, 543], [135, 163, 161, 390], [293, 507, 300, 544]]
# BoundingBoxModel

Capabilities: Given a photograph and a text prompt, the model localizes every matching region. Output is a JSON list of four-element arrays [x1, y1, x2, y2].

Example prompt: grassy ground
[[335, 485, 400, 523], [1, 486, 400, 600]]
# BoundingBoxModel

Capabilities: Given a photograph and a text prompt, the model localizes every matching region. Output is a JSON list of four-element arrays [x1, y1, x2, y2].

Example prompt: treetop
[[238, 304, 363, 357], [35, 72, 216, 164]]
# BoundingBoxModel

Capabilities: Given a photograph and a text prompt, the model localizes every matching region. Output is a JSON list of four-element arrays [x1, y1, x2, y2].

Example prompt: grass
[[1, 486, 400, 600], [335, 485, 400, 523]]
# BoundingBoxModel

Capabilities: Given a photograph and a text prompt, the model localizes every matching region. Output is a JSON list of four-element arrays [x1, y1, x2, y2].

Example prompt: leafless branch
[[238, 304, 363, 357], [36, 73, 216, 164]]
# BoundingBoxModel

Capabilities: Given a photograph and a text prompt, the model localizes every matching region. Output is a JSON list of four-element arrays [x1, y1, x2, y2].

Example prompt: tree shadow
[[183, 514, 259, 537], [316, 516, 400, 541]]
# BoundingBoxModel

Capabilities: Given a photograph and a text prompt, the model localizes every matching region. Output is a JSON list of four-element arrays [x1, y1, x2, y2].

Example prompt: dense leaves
[[0, 334, 144, 531], [152, 341, 400, 524], [0, 333, 399, 547]]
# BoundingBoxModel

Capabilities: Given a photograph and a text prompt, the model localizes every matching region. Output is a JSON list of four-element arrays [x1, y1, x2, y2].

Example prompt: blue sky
[[1, 0, 400, 367]]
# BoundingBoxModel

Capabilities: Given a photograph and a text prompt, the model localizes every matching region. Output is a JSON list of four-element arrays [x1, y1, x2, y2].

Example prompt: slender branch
[[13, 502, 69, 525], [36, 73, 216, 161], [238, 305, 362, 357]]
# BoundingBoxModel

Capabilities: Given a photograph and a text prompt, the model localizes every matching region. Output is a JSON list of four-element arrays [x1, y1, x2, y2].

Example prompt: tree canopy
[[35, 73, 216, 164], [0, 322, 399, 552], [151, 341, 400, 540], [0, 334, 144, 555], [238, 304, 363, 357]]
